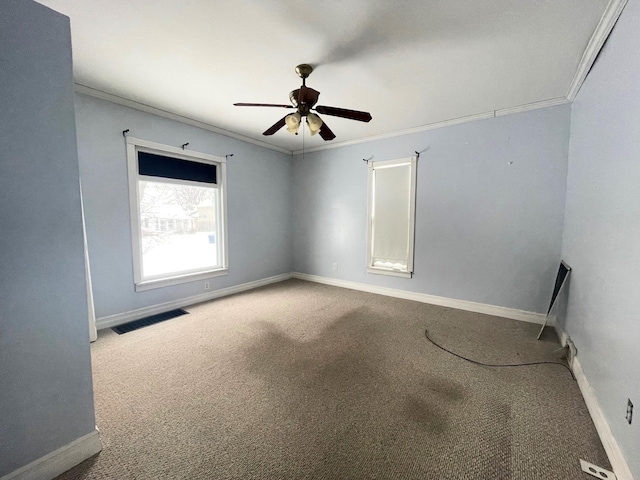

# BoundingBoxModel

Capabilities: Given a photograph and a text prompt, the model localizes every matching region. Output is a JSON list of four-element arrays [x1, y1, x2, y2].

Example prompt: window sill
[[135, 268, 228, 292], [367, 267, 412, 279]]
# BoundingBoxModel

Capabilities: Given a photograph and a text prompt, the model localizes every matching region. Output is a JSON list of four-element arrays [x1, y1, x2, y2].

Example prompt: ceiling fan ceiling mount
[[295, 63, 313, 80]]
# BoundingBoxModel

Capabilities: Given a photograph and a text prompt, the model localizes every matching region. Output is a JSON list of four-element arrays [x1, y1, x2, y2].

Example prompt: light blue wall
[[293, 105, 571, 314], [0, 1, 96, 476], [74, 94, 293, 319], [562, 0, 640, 476]]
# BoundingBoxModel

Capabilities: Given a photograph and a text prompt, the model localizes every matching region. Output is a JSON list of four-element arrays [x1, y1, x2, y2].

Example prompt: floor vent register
[[112, 309, 189, 335]]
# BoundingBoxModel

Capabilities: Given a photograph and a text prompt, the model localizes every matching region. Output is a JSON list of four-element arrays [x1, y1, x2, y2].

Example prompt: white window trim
[[366, 156, 417, 279], [125, 136, 228, 292]]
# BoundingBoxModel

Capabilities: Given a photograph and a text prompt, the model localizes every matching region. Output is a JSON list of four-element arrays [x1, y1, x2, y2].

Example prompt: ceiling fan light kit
[[234, 64, 372, 141]]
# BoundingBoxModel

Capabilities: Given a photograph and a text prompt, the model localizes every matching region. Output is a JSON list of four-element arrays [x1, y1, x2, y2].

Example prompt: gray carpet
[[56, 279, 610, 479]]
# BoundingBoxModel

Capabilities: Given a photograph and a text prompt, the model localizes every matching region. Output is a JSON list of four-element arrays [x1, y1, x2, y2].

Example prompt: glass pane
[[138, 180, 219, 279]]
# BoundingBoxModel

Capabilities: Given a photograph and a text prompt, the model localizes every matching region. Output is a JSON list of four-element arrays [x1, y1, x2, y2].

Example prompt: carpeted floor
[[56, 279, 610, 479]]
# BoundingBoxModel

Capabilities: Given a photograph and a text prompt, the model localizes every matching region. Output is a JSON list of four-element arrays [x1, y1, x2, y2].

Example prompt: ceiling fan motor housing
[[290, 88, 319, 115]]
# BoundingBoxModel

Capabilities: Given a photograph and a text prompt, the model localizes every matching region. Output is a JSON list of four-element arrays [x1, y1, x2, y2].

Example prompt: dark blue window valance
[[138, 151, 217, 184]]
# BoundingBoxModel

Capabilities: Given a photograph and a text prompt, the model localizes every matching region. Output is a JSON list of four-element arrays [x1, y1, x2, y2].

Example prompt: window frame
[[366, 155, 417, 278], [125, 136, 228, 292]]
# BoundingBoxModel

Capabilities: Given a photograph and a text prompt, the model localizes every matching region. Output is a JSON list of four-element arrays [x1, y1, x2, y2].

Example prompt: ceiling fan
[[234, 64, 372, 141]]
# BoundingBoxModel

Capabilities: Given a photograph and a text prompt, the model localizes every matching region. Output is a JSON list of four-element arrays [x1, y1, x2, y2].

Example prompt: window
[[126, 137, 228, 291], [366, 156, 417, 278]]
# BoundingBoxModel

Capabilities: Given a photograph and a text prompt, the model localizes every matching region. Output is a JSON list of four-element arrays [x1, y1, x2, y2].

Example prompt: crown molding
[[293, 97, 570, 156], [494, 97, 569, 117], [566, 0, 628, 101], [74, 84, 292, 155], [76, 82, 570, 158], [294, 112, 496, 155]]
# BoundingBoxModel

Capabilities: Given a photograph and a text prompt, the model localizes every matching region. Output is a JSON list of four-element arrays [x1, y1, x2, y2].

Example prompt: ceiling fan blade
[[315, 105, 372, 122], [234, 103, 294, 108], [263, 115, 288, 136], [318, 121, 336, 141]]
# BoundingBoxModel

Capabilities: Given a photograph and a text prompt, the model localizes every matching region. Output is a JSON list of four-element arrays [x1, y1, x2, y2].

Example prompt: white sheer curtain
[[371, 163, 411, 269], [367, 156, 417, 277]]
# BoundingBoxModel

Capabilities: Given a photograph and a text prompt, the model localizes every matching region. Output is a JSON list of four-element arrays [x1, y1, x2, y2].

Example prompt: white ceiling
[[37, 0, 614, 153]]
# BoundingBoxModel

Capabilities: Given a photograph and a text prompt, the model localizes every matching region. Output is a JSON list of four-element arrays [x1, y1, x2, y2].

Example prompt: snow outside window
[[126, 137, 228, 291], [366, 156, 417, 278]]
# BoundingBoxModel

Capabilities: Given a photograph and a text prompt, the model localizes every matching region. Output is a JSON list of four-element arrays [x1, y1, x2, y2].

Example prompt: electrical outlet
[[580, 459, 616, 479], [204, 282, 210, 290], [626, 399, 633, 425], [332, 263, 338, 270]]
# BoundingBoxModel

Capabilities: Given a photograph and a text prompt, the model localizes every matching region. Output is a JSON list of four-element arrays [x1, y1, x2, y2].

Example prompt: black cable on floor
[[424, 329, 575, 380]]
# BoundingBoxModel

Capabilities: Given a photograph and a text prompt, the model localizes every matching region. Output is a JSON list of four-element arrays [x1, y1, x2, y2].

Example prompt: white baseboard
[[571, 357, 634, 480], [291, 272, 547, 325], [98, 272, 545, 330], [1, 429, 101, 480], [555, 322, 570, 348], [96, 273, 292, 330], [554, 324, 634, 480]]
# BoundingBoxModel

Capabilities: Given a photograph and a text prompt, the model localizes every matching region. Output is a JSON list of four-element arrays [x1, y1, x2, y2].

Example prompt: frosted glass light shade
[[285, 112, 301, 135], [307, 113, 323, 136]]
